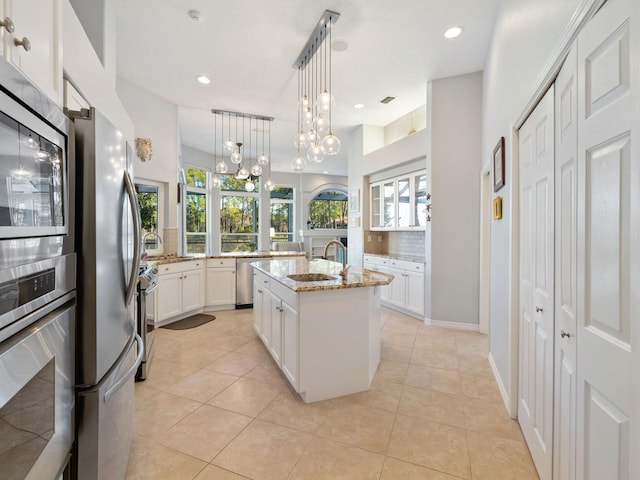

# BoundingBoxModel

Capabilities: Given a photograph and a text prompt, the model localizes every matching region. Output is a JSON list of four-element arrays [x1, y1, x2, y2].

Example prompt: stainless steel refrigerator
[[70, 108, 142, 480]]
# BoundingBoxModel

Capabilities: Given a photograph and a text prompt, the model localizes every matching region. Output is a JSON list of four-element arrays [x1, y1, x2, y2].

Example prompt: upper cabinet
[[370, 170, 428, 231], [0, 0, 63, 105]]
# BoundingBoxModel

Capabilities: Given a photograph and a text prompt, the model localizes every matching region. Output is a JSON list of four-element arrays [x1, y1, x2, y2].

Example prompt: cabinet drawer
[[207, 258, 236, 268], [389, 259, 424, 272], [254, 271, 271, 291], [157, 260, 203, 275]]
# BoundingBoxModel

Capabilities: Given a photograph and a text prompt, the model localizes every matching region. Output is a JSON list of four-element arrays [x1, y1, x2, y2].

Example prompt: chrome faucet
[[323, 240, 350, 278], [141, 231, 162, 259]]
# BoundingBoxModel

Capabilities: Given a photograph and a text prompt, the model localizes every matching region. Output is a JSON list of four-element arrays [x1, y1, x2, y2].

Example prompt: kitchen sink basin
[[287, 273, 337, 282]]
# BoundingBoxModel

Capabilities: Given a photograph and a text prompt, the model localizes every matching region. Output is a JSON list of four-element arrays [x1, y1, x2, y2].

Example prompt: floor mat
[[160, 313, 216, 330]]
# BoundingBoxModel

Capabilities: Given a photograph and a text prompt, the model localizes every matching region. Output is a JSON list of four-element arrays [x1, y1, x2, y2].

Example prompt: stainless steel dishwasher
[[236, 258, 255, 307]]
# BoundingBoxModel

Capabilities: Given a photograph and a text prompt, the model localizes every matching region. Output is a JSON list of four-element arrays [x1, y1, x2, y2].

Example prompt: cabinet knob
[[164, 267, 169, 271], [14, 36, 31, 52], [535, 306, 543, 313], [560, 330, 571, 339], [257, 289, 262, 294], [0, 17, 14, 33]]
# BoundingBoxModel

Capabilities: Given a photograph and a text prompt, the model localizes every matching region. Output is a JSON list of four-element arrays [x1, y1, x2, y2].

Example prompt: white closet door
[[576, 0, 639, 477], [518, 85, 555, 480], [554, 43, 578, 480]]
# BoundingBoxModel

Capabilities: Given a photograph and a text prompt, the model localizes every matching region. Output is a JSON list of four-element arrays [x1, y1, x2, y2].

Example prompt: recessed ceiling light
[[353, 103, 365, 109], [444, 26, 463, 39], [323, 170, 329, 174], [196, 75, 211, 85], [332, 40, 348, 52]]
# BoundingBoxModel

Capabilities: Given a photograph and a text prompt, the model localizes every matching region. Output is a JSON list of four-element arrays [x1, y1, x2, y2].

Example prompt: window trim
[[136, 179, 164, 256]]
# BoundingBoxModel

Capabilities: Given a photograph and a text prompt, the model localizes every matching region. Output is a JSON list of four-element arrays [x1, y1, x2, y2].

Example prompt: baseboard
[[381, 302, 425, 321], [424, 317, 480, 331], [489, 351, 514, 418]]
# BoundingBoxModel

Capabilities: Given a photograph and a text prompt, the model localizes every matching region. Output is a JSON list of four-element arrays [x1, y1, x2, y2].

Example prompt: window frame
[[270, 185, 296, 243], [219, 185, 260, 253], [136, 180, 164, 256], [183, 165, 210, 255]]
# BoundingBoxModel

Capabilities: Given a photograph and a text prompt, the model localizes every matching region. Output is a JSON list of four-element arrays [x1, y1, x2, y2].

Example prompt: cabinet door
[[182, 268, 204, 312], [370, 183, 382, 228], [405, 270, 425, 315], [252, 280, 264, 335], [387, 266, 406, 308], [260, 288, 272, 347], [377, 265, 392, 303], [269, 297, 283, 366], [206, 267, 236, 306], [7, 0, 62, 104], [397, 177, 411, 228], [383, 180, 396, 228], [156, 272, 182, 322], [281, 301, 299, 390], [413, 172, 428, 228]]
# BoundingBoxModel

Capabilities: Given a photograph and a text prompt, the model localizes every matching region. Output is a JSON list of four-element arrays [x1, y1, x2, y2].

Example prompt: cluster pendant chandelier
[[292, 10, 341, 172], [211, 109, 275, 192]]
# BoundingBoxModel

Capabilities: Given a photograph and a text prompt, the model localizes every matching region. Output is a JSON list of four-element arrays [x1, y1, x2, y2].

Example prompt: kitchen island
[[251, 258, 394, 402]]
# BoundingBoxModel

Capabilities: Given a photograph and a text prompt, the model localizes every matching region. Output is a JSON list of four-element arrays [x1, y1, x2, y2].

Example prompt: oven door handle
[[104, 333, 143, 403], [124, 170, 141, 307]]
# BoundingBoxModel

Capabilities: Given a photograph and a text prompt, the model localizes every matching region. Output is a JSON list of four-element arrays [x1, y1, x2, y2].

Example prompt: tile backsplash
[[363, 230, 425, 258], [388, 231, 425, 257]]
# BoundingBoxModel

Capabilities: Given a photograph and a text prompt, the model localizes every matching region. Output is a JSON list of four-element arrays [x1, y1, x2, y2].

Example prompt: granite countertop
[[252, 258, 394, 292], [145, 251, 305, 265], [364, 252, 426, 263]]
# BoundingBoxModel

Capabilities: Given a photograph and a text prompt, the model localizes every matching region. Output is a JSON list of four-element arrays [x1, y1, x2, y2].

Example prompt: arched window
[[308, 190, 348, 229]]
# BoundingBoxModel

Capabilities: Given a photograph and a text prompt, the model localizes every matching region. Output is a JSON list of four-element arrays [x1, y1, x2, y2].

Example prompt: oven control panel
[[0, 268, 55, 315]]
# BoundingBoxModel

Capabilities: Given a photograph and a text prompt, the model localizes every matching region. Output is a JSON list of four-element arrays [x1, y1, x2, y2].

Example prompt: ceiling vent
[[380, 96, 396, 104]]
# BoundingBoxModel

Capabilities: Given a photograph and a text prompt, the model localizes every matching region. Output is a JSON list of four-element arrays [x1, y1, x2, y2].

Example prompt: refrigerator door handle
[[104, 333, 143, 403], [124, 170, 141, 306]]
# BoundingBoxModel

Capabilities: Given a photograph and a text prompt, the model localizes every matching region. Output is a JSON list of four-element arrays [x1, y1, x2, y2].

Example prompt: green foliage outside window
[[308, 191, 348, 229]]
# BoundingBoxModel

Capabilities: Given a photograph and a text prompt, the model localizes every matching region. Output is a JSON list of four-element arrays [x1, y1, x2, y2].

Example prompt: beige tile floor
[[126, 307, 539, 480]]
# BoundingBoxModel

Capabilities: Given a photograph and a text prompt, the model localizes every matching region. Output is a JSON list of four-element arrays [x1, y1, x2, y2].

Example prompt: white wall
[[117, 77, 180, 228], [427, 72, 483, 325], [63, 0, 133, 140], [483, 0, 584, 411]]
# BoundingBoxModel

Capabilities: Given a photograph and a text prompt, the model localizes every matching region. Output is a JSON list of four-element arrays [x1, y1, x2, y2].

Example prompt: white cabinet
[[281, 300, 299, 389], [155, 260, 205, 323], [0, 0, 63, 104], [370, 170, 427, 231], [206, 258, 236, 306], [363, 255, 425, 317], [269, 292, 283, 366]]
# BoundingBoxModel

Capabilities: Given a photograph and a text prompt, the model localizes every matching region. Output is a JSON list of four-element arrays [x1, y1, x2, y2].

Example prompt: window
[[270, 187, 294, 242], [185, 166, 208, 254], [220, 175, 259, 252], [308, 190, 348, 229], [136, 182, 162, 255]]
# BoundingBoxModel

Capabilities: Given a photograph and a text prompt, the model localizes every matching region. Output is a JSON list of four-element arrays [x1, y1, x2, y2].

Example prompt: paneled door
[[518, 85, 555, 480], [553, 43, 578, 480], [576, 0, 639, 477]]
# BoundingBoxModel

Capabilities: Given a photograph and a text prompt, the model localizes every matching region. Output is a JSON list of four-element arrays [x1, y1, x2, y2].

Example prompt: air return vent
[[380, 96, 396, 104]]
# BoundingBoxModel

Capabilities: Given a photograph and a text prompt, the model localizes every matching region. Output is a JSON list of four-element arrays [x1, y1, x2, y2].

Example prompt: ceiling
[[114, 0, 500, 176]]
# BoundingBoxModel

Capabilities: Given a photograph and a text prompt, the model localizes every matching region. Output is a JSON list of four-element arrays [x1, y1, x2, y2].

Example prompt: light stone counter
[[251, 258, 393, 292], [146, 251, 305, 265]]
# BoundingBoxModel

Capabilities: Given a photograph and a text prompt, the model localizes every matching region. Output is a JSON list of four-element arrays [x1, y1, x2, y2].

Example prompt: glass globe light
[[224, 139, 235, 152], [314, 114, 330, 137], [317, 90, 335, 114], [251, 164, 263, 176], [320, 133, 341, 155], [307, 144, 324, 163], [22, 133, 39, 150], [211, 174, 221, 188], [257, 153, 269, 166], [295, 129, 308, 149], [305, 128, 317, 145], [216, 160, 228, 174], [230, 151, 242, 164], [36, 148, 50, 161], [300, 95, 309, 110], [303, 107, 314, 127], [292, 153, 305, 172], [236, 165, 250, 179], [245, 178, 255, 192], [264, 178, 275, 191]]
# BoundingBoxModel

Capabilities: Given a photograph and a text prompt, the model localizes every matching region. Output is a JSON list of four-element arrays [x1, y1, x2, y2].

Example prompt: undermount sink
[[287, 273, 337, 282]]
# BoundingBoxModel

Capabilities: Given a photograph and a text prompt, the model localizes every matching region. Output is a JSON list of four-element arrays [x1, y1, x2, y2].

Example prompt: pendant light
[[291, 10, 341, 171]]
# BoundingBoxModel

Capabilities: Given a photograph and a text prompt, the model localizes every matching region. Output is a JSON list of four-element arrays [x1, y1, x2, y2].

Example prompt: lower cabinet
[[253, 270, 300, 390], [155, 260, 205, 323], [206, 258, 236, 306], [363, 255, 425, 317]]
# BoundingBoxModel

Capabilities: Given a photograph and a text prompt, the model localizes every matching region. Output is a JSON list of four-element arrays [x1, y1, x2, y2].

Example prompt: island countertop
[[251, 258, 394, 292], [145, 251, 305, 265]]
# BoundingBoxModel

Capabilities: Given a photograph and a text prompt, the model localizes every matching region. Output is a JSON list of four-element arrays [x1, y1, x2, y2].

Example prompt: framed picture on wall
[[349, 189, 360, 212], [493, 136, 505, 192]]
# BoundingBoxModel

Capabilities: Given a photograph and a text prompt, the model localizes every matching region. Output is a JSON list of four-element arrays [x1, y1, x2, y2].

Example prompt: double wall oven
[[0, 59, 75, 479]]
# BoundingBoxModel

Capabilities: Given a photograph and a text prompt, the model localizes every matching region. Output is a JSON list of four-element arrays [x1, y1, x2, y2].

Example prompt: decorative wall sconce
[[135, 138, 153, 162]]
